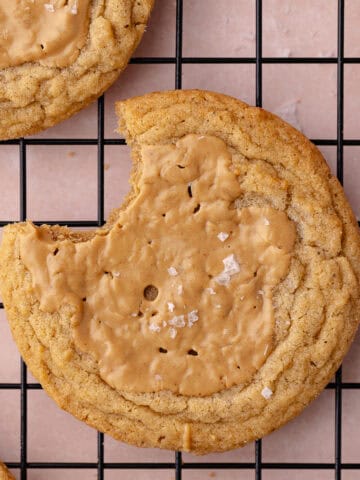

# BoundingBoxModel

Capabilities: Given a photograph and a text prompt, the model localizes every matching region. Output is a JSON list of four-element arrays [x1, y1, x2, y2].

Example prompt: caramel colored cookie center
[[0, 0, 90, 68], [19, 135, 296, 396]]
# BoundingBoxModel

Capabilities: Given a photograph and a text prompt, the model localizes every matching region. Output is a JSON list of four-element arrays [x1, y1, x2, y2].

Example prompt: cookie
[[1, 90, 359, 454], [0, 0, 153, 140], [0, 462, 14, 480]]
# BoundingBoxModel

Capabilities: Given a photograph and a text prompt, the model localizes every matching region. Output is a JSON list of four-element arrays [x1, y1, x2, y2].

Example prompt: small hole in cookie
[[40, 44, 44, 50], [237, 365, 240, 369], [188, 348, 199, 357], [158, 435, 165, 441], [148, 240, 152, 245], [253, 270, 258, 277], [138, 311, 143, 317], [193, 204, 201, 214], [162, 213, 166, 217], [53, 248, 59, 256], [144, 285, 159, 301], [187, 184, 193, 198], [151, 311, 158, 317], [177, 164, 185, 169], [82, 297, 86, 302], [159, 347, 167, 353], [187, 349, 198, 356]]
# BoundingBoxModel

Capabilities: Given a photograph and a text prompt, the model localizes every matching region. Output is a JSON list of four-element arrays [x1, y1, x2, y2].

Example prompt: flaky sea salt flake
[[44, 3, 55, 12], [167, 302, 175, 312], [261, 386, 273, 400], [223, 254, 241, 275], [214, 272, 231, 286], [149, 323, 161, 333], [264, 218, 270, 226], [168, 315, 185, 328], [168, 266, 178, 276], [155, 374, 162, 382], [187, 310, 199, 327], [217, 232, 229, 242], [177, 284, 183, 295], [169, 327, 177, 339], [206, 287, 216, 295]]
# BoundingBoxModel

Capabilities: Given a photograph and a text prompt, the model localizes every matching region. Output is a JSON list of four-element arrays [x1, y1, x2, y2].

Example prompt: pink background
[[1, 0, 360, 478]]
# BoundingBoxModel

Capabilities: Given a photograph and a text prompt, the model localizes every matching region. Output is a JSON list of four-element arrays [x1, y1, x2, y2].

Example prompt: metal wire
[[0, 1, 357, 478]]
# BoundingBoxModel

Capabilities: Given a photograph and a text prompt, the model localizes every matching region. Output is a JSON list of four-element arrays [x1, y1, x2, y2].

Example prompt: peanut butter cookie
[[0, 462, 14, 480], [1, 90, 359, 454], [0, 0, 153, 140]]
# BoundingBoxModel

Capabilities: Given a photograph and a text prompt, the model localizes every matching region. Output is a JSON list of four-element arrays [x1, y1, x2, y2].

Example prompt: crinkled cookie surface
[[0, 0, 153, 139], [0, 90, 359, 454]]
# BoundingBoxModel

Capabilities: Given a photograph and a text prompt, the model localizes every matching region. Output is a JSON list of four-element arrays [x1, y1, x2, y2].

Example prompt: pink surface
[[1, 1, 360, 479]]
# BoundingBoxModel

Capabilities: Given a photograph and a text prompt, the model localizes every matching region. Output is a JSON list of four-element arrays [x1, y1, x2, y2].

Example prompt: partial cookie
[[0, 462, 14, 480], [1, 90, 359, 454], [0, 0, 153, 140]]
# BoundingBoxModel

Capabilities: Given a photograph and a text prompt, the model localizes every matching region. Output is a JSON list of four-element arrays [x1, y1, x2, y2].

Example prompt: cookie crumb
[[217, 232, 229, 242], [113, 271, 120, 277], [261, 386, 273, 399], [67, 151, 76, 158], [168, 266, 178, 276]]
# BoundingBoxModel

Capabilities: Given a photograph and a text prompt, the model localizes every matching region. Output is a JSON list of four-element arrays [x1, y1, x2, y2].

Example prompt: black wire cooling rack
[[1, 1, 360, 479]]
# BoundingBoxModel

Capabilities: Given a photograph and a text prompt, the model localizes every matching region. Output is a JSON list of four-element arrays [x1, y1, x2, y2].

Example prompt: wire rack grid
[[0, 0, 359, 479]]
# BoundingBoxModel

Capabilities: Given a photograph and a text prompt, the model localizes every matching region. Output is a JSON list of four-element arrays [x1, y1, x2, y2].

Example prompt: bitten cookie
[[0, 0, 153, 140], [1, 90, 359, 454], [0, 462, 14, 480]]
